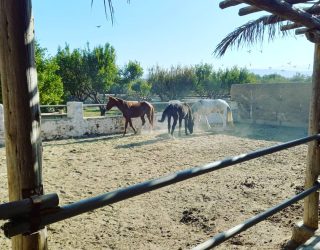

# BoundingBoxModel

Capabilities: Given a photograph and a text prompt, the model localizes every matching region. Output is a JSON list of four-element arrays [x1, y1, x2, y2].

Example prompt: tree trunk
[[0, 1, 47, 249]]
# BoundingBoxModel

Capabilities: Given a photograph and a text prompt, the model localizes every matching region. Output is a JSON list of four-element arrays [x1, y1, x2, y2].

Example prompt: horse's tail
[[158, 105, 169, 122], [227, 105, 234, 126]]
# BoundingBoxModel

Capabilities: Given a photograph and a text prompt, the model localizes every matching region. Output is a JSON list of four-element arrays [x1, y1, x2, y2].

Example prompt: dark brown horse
[[106, 96, 154, 136], [158, 102, 194, 136]]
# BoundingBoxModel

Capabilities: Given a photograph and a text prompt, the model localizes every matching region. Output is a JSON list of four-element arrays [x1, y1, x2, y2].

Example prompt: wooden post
[[290, 42, 320, 247], [0, 1, 47, 249]]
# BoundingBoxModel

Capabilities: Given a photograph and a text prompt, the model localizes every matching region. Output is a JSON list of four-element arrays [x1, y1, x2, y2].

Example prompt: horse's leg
[[178, 116, 183, 136], [146, 112, 153, 132], [171, 115, 178, 135], [146, 111, 153, 127], [167, 116, 171, 134], [141, 115, 146, 126], [128, 118, 137, 134], [123, 119, 128, 136], [220, 110, 226, 129], [184, 118, 188, 135], [205, 115, 211, 129]]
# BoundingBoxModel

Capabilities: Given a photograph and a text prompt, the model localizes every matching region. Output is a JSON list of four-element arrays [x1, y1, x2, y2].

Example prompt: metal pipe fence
[[2, 134, 319, 238], [193, 181, 320, 250]]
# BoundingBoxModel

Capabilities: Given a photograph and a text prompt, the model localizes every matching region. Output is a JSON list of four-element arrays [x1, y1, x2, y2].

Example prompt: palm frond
[[90, 0, 130, 24], [214, 15, 292, 57]]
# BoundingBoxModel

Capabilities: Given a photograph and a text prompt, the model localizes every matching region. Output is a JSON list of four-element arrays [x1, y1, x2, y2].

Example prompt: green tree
[[35, 42, 63, 104], [128, 79, 152, 100], [82, 43, 118, 114], [55, 43, 118, 114], [255, 73, 289, 84], [55, 44, 88, 102], [148, 65, 196, 101], [194, 64, 256, 98], [194, 63, 213, 97], [111, 60, 144, 96], [289, 73, 312, 83], [121, 60, 143, 83]]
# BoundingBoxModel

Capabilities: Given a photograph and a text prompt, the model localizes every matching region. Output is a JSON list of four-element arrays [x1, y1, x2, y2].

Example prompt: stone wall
[[230, 83, 311, 127]]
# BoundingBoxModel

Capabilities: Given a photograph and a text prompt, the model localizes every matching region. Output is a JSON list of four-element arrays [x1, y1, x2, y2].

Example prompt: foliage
[[148, 64, 257, 100], [289, 73, 311, 83], [254, 73, 311, 84], [111, 60, 144, 96], [128, 79, 152, 100], [148, 65, 196, 101], [55, 43, 117, 110], [55, 45, 88, 102], [202, 66, 256, 97], [82, 43, 118, 105], [214, 15, 289, 57], [35, 41, 63, 104], [194, 63, 214, 97], [120, 60, 143, 83]]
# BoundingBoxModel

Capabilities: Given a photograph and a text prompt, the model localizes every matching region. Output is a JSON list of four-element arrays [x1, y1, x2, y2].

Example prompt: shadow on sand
[[213, 123, 308, 143], [43, 123, 308, 148], [43, 133, 125, 147], [114, 133, 170, 149]]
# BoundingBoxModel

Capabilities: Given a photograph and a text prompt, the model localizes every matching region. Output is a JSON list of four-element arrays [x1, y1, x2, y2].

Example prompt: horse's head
[[106, 96, 117, 111]]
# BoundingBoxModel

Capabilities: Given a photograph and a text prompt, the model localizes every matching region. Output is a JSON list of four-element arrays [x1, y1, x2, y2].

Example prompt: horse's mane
[[109, 96, 125, 104]]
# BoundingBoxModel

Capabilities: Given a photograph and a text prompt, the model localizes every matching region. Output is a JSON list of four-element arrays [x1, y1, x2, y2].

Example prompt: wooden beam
[[240, 0, 320, 31], [240, 3, 320, 18], [219, 0, 242, 9], [239, 6, 261, 16], [219, 0, 312, 9], [295, 27, 309, 35], [0, 0, 47, 249], [280, 5, 320, 31]]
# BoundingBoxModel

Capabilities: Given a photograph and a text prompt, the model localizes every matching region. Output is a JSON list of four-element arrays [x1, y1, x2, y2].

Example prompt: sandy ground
[[0, 123, 312, 249]]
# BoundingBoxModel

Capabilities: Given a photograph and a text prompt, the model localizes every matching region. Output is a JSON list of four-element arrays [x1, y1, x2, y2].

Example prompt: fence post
[[290, 43, 320, 247], [0, 104, 4, 145], [67, 102, 85, 137], [0, 1, 48, 248]]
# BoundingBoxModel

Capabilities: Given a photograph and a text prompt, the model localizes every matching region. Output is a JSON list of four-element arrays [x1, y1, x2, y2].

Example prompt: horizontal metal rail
[[41, 113, 67, 117], [2, 134, 320, 237], [40, 105, 66, 108], [83, 104, 107, 107], [193, 181, 320, 250]]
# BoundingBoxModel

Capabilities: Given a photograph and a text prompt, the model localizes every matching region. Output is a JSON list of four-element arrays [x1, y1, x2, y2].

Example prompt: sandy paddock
[[0, 124, 310, 249]]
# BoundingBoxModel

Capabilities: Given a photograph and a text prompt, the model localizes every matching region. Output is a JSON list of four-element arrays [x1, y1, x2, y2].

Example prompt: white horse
[[191, 99, 234, 129]]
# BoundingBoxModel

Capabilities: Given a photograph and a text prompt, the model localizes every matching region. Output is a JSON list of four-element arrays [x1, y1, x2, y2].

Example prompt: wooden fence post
[[291, 42, 320, 246], [0, 1, 47, 249]]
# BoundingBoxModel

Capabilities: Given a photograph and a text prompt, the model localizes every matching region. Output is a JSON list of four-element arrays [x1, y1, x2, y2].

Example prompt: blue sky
[[33, 0, 314, 75]]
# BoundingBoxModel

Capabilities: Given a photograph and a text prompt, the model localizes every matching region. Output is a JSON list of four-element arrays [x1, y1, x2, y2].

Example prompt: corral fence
[[0, 133, 319, 249], [0, 99, 235, 144]]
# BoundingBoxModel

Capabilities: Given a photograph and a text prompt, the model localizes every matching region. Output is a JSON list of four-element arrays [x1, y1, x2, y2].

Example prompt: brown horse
[[106, 96, 154, 136]]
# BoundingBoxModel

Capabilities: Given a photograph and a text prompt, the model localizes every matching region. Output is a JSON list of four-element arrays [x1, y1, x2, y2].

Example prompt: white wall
[[40, 102, 167, 140]]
